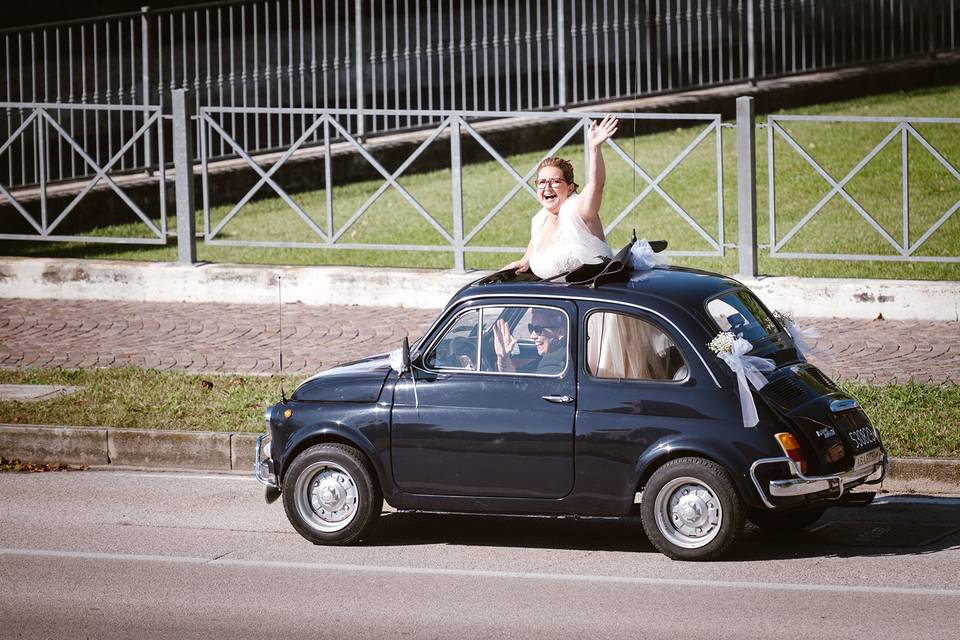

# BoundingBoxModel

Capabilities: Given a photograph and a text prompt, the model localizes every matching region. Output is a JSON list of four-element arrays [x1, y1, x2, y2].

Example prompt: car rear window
[[706, 290, 779, 342]]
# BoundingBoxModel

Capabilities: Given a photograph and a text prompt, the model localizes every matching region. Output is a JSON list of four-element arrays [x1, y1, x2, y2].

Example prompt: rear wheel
[[282, 443, 382, 545], [748, 505, 827, 532], [641, 457, 744, 561]]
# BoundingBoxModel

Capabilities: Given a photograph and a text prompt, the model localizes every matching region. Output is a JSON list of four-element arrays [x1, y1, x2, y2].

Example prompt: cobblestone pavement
[[1, 298, 957, 384]]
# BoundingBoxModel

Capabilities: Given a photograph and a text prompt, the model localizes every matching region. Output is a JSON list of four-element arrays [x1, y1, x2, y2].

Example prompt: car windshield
[[706, 290, 779, 342]]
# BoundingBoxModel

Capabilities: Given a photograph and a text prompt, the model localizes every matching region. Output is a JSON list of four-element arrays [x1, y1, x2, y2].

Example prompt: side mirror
[[401, 336, 411, 370], [389, 336, 412, 373]]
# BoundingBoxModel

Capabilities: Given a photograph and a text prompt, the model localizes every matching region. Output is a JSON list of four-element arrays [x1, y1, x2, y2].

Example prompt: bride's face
[[535, 166, 575, 214]]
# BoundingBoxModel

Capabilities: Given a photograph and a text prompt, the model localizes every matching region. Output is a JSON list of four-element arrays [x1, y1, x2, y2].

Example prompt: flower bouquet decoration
[[708, 331, 775, 428]]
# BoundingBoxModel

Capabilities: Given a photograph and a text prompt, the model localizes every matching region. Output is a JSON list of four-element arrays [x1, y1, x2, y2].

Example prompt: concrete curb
[[2, 423, 958, 494], [2, 257, 959, 320]]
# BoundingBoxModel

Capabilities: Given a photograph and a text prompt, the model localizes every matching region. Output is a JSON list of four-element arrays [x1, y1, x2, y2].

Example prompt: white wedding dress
[[527, 193, 613, 279]]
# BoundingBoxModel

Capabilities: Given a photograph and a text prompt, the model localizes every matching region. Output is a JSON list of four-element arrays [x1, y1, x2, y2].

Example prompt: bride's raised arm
[[576, 115, 619, 231]]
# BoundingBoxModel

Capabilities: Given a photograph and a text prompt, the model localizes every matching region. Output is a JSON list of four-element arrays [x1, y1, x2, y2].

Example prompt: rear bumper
[[749, 451, 887, 509]]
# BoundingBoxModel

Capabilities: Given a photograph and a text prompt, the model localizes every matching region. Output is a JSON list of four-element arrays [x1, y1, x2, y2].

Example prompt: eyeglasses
[[528, 323, 562, 335], [535, 178, 567, 190]]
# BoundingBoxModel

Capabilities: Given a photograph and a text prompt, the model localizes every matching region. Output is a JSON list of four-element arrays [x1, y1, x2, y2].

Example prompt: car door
[[390, 300, 578, 498]]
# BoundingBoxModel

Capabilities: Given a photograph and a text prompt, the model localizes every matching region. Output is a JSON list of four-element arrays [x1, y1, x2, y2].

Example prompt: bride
[[503, 114, 619, 279]]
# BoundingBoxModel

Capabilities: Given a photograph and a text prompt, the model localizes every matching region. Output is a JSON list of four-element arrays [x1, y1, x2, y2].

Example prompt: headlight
[[263, 405, 274, 429]]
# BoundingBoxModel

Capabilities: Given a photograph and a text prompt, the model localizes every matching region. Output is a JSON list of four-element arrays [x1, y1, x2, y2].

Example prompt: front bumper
[[749, 451, 887, 509], [255, 433, 279, 490]]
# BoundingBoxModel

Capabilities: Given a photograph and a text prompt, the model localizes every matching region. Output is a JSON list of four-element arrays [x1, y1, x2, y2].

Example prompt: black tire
[[747, 505, 827, 532], [640, 457, 744, 561], [281, 443, 382, 546]]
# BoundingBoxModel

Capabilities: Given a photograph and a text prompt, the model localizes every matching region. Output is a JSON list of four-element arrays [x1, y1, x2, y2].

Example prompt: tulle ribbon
[[718, 337, 776, 428], [783, 318, 833, 363], [628, 239, 669, 274], [388, 348, 419, 409]]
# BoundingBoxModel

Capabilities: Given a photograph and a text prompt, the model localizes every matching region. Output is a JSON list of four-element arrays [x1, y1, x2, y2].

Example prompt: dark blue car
[[257, 264, 886, 560]]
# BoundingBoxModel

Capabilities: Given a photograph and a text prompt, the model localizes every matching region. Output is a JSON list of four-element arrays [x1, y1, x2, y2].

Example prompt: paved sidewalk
[[1, 298, 957, 384]]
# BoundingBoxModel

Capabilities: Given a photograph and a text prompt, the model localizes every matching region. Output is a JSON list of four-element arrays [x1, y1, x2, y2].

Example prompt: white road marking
[[3, 547, 959, 597]]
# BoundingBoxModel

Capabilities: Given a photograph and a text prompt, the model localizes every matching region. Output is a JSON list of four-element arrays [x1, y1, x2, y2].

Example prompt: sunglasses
[[535, 178, 567, 189], [528, 323, 562, 334]]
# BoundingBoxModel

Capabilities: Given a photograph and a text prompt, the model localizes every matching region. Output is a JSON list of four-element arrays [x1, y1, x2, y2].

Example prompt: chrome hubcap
[[655, 477, 723, 549], [295, 461, 360, 533]]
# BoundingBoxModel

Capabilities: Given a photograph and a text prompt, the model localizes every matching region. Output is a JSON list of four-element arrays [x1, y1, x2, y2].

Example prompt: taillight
[[775, 432, 807, 474]]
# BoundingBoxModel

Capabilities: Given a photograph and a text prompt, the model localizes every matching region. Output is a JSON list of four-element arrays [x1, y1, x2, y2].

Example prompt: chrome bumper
[[749, 451, 887, 509], [255, 433, 279, 490]]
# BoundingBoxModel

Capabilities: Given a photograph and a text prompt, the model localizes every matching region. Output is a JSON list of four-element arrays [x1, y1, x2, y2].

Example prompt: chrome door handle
[[542, 395, 574, 404]]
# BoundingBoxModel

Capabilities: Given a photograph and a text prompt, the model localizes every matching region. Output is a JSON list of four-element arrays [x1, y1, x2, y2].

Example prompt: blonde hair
[[536, 157, 578, 191]]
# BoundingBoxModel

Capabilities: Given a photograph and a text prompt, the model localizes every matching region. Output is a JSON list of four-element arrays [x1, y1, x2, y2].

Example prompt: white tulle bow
[[784, 318, 833, 363], [388, 347, 419, 409], [628, 239, 668, 274], [718, 337, 776, 428]]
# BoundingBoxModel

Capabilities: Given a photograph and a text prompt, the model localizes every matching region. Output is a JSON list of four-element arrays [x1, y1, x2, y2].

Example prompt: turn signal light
[[775, 432, 807, 474]]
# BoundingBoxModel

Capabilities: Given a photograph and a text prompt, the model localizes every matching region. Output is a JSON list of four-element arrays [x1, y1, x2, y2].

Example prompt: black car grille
[[802, 365, 839, 392], [762, 376, 807, 407]]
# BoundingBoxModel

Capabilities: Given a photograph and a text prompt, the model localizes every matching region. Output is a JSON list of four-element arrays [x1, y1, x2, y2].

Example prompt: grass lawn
[[3, 84, 959, 280], [0, 368, 957, 458]]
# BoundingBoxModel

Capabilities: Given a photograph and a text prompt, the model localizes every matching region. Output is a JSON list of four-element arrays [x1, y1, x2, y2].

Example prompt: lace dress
[[527, 193, 613, 279]]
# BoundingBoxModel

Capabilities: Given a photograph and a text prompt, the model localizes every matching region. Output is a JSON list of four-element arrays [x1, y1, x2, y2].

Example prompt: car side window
[[586, 311, 688, 381], [423, 309, 480, 370], [478, 305, 568, 376]]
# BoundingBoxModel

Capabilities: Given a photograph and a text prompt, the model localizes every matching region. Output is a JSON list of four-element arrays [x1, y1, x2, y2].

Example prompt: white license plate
[[853, 447, 883, 469]]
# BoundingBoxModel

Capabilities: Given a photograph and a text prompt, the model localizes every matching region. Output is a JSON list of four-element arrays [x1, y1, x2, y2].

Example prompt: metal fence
[[2, 0, 957, 189], [2, 95, 957, 272], [767, 113, 960, 263], [0, 102, 167, 244], [197, 106, 725, 270]]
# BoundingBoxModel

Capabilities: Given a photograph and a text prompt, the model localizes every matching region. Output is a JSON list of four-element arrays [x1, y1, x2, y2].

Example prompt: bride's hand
[[502, 257, 529, 273], [588, 114, 619, 149]]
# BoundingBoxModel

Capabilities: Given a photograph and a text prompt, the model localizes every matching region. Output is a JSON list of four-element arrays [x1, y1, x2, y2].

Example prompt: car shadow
[[366, 494, 960, 560]]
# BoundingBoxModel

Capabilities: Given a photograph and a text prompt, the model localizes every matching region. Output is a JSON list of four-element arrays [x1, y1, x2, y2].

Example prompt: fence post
[[354, 0, 365, 139], [747, 0, 756, 85], [450, 114, 465, 272], [736, 96, 758, 279], [557, 1, 566, 110], [141, 6, 152, 174], [172, 89, 197, 265]]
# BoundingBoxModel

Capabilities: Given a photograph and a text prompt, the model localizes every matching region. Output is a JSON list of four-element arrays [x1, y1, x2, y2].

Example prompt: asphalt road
[[2, 470, 959, 640]]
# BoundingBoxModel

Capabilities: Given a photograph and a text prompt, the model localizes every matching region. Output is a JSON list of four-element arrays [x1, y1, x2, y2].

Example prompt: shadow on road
[[366, 494, 960, 561]]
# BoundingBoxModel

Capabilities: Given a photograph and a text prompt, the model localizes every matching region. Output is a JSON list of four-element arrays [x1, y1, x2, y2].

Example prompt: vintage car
[[256, 255, 887, 561]]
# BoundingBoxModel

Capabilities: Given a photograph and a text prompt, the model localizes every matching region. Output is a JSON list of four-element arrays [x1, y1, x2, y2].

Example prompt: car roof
[[454, 266, 744, 314]]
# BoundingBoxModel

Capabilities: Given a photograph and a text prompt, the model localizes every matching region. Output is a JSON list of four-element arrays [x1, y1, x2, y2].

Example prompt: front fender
[[274, 406, 397, 504]]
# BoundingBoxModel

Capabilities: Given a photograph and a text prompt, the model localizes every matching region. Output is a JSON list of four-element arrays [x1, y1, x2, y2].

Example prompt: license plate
[[853, 447, 883, 469]]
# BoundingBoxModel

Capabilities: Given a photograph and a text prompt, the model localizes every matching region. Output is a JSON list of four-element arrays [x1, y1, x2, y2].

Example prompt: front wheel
[[282, 443, 382, 545], [641, 457, 744, 561]]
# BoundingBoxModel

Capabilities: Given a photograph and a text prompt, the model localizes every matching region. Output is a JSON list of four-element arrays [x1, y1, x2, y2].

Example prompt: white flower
[[707, 331, 737, 356], [772, 309, 793, 326]]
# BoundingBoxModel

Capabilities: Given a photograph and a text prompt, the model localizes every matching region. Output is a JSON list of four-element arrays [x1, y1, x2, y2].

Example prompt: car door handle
[[542, 395, 574, 404]]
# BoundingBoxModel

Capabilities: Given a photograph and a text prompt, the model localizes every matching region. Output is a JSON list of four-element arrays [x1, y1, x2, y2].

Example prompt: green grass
[[0, 367, 294, 433], [3, 84, 959, 280], [842, 380, 960, 458], [0, 368, 957, 457]]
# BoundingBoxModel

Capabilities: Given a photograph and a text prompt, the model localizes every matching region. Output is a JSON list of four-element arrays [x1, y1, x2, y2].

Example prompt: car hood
[[291, 353, 393, 402]]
